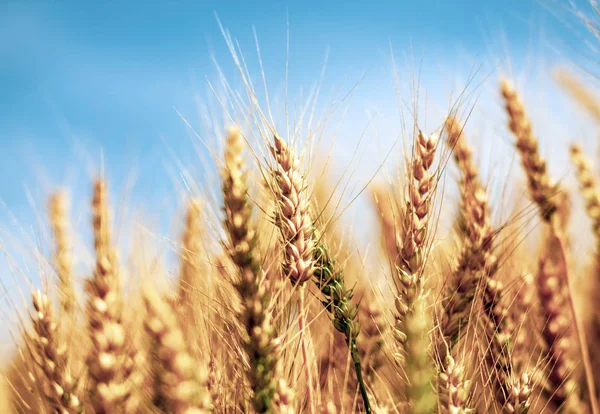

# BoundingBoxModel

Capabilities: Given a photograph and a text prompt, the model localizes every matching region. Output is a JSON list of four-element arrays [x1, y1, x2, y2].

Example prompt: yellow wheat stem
[[178, 199, 203, 307]]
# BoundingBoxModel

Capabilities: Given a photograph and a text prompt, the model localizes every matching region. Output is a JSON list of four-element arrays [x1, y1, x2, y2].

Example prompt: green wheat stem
[[350, 337, 371, 414], [313, 239, 372, 414]]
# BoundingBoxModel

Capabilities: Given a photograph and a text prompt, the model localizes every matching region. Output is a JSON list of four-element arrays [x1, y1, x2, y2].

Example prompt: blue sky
[[1, 0, 599, 332], [0, 1, 592, 212]]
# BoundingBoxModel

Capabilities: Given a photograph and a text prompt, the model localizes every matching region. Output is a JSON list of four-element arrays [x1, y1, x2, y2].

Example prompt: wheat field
[[4, 6, 600, 414]]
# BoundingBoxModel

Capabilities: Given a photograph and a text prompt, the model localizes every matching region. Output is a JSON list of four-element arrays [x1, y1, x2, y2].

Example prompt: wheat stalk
[[404, 294, 436, 414], [312, 237, 370, 413]]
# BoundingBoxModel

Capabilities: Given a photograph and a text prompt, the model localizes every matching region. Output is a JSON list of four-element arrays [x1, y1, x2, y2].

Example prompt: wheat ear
[[85, 180, 132, 413], [536, 254, 585, 412], [143, 286, 212, 413], [222, 126, 287, 412], [439, 116, 497, 351], [273, 378, 296, 414], [269, 135, 373, 412], [270, 134, 316, 413], [502, 81, 598, 412], [570, 143, 600, 247], [270, 135, 315, 285], [178, 199, 202, 307], [570, 142, 600, 400], [482, 276, 531, 413], [394, 130, 437, 364], [29, 290, 82, 413], [555, 69, 600, 122], [438, 355, 471, 414], [48, 191, 75, 320], [500, 79, 559, 223]]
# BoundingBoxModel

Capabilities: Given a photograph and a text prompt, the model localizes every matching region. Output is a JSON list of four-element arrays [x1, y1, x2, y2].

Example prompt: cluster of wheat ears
[[5, 54, 600, 414]]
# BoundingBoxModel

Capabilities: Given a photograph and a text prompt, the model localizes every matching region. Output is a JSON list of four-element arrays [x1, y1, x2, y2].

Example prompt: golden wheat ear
[[570, 142, 600, 398], [387, 129, 438, 412], [270, 134, 315, 286], [222, 126, 288, 413], [143, 285, 212, 413], [500, 79, 560, 224], [555, 68, 600, 123], [501, 80, 598, 412], [48, 191, 75, 321], [268, 133, 374, 412], [479, 271, 533, 413], [28, 290, 83, 413], [393, 130, 437, 364], [177, 198, 203, 309], [356, 288, 386, 383], [438, 355, 471, 414], [85, 179, 136, 413], [438, 116, 497, 352], [436, 116, 502, 413], [570, 143, 600, 245], [536, 253, 585, 412], [269, 133, 317, 413]]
